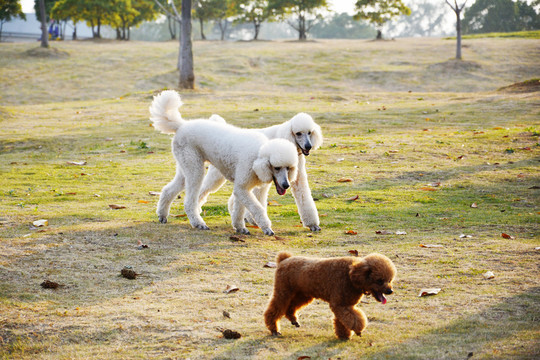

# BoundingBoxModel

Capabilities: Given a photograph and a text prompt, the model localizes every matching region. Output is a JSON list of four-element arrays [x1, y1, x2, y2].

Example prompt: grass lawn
[[0, 37, 539, 359]]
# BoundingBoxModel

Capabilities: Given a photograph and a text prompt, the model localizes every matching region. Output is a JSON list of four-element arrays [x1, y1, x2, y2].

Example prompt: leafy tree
[[463, 0, 540, 34], [51, 0, 83, 39], [1, 0, 26, 42], [194, 0, 233, 40], [310, 12, 375, 39], [232, 0, 275, 40], [153, 0, 181, 40], [353, 0, 410, 39], [109, 0, 157, 40], [385, 0, 448, 37], [445, 0, 468, 60], [267, 0, 328, 40]]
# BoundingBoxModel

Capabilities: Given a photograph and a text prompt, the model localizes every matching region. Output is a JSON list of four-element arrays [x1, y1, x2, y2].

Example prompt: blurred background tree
[[353, 0, 411, 39], [463, 0, 540, 34]]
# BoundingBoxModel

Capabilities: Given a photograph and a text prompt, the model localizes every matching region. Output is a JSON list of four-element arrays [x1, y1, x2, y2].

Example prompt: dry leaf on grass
[[297, 357, 312, 360], [420, 187, 438, 191], [66, 161, 87, 166], [216, 328, 241, 339], [32, 219, 48, 227], [427, 182, 441, 187], [376, 230, 394, 235], [264, 262, 277, 268], [170, 214, 186, 218], [346, 195, 359, 201], [246, 224, 259, 228], [148, 191, 161, 196], [222, 311, 230, 318], [483, 271, 495, 279], [460, 234, 473, 238], [268, 200, 281, 206], [337, 177, 353, 183], [395, 230, 407, 235], [470, 203, 478, 208], [345, 230, 357, 235], [224, 285, 239, 294], [501, 233, 515, 240], [40, 280, 63, 289], [349, 250, 359, 257], [229, 235, 246, 243], [274, 235, 287, 241], [420, 244, 443, 248], [321, 193, 333, 198], [120, 267, 140, 280], [418, 288, 441, 297], [138, 200, 149, 204], [109, 204, 126, 210], [136, 240, 148, 250]]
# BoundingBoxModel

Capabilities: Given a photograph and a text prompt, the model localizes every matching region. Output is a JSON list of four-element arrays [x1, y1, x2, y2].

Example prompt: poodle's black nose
[[384, 288, 393, 295], [281, 182, 290, 189]]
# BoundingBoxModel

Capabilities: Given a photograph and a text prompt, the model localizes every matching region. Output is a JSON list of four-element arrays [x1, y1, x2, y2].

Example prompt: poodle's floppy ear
[[253, 158, 272, 183], [288, 164, 298, 183], [349, 260, 371, 290], [310, 122, 323, 150]]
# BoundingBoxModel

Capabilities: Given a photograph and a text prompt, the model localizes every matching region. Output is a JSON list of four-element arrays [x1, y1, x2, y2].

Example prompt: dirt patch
[[24, 47, 70, 59], [428, 59, 481, 72], [498, 79, 540, 93]]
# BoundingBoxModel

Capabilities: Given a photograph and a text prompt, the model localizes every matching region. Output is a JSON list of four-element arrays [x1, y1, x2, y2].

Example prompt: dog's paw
[[270, 331, 282, 337], [262, 228, 275, 236], [291, 321, 300, 328], [194, 224, 210, 230], [308, 224, 321, 232], [158, 216, 168, 224], [236, 228, 250, 235]]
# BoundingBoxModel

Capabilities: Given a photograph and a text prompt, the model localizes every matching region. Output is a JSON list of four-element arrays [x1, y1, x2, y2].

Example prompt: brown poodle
[[264, 252, 396, 339]]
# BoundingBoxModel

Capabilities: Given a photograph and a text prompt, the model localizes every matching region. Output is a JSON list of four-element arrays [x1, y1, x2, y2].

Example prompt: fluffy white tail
[[149, 90, 184, 134]]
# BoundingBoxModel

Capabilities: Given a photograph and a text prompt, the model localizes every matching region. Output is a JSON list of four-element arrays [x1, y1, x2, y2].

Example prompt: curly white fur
[[199, 112, 323, 231], [150, 90, 298, 236]]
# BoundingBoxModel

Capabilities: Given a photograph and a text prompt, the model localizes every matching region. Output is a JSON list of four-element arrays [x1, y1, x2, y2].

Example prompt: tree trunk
[[73, 24, 77, 40], [455, 9, 462, 60], [376, 30, 382, 39], [179, 0, 194, 89], [253, 20, 260, 40], [38, 0, 49, 48], [199, 18, 206, 40], [0, 20, 4, 42], [298, 15, 306, 40]]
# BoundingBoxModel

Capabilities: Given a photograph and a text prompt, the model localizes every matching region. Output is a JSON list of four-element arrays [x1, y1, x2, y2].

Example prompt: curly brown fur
[[264, 252, 396, 339]]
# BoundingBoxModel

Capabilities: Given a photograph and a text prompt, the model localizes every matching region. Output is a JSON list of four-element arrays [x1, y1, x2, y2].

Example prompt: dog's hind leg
[[181, 151, 209, 230], [198, 165, 227, 208], [285, 293, 313, 328], [233, 185, 274, 235], [330, 304, 368, 339], [333, 317, 352, 340], [157, 164, 185, 223]]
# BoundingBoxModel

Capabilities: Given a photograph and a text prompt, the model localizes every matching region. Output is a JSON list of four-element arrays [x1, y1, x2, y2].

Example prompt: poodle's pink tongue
[[381, 296, 387, 305], [276, 186, 286, 196]]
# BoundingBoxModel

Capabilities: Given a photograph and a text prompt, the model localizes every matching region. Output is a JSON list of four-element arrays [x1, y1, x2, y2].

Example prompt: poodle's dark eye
[[377, 279, 384, 286], [275, 167, 281, 171], [308, 131, 311, 135], [295, 132, 302, 136]]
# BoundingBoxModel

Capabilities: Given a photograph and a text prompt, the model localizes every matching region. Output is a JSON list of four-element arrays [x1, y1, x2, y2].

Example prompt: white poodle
[[198, 113, 323, 231], [149, 90, 298, 236]]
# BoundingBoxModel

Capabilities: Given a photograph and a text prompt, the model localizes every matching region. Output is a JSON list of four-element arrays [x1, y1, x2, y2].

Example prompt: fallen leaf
[[420, 187, 437, 191], [345, 230, 357, 235], [40, 280, 63, 289], [388, 149, 399, 153], [501, 233, 515, 240], [395, 231, 407, 235], [483, 271, 495, 279], [222, 311, 230, 318], [65, 192, 77, 195], [418, 288, 441, 297], [32, 219, 48, 227], [349, 250, 359, 257], [264, 262, 277, 268], [346, 195, 359, 201], [217, 328, 241, 339], [268, 200, 281, 206], [246, 224, 259, 228], [376, 230, 394, 235], [136, 240, 149, 250], [337, 158, 345, 162], [148, 191, 161, 196], [457, 155, 465, 160], [120, 267, 139, 280], [170, 214, 186, 217], [274, 235, 287, 241], [224, 285, 239, 294], [321, 193, 333, 198], [459, 234, 473, 238], [528, 186, 540, 189], [297, 357, 311, 360], [229, 235, 246, 243], [470, 203, 478, 208], [137, 200, 149, 204], [493, 126, 504, 130], [427, 182, 441, 187], [109, 204, 126, 209], [66, 161, 87, 166], [337, 177, 353, 183], [420, 244, 443, 248]]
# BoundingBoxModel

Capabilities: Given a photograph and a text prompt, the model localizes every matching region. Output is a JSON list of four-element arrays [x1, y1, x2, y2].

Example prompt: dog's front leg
[[330, 304, 367, 339], [230, 194, 249, 234], [233, 186, 273, 235], [290, 155, 320, 231]]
